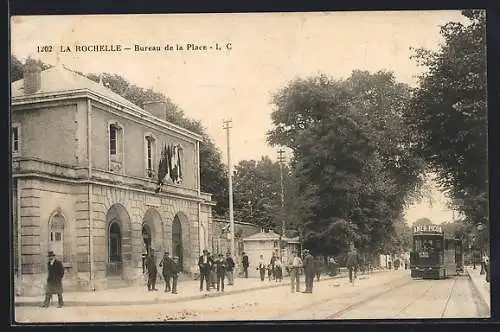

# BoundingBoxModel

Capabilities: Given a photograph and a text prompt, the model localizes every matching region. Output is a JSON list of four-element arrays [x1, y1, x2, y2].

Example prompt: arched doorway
[[142, 208, 162, 255], [172, 215, 183, 269], [105, 203, 132, 277], [142, 224, 152, 254], [108, 221, 122, 275]]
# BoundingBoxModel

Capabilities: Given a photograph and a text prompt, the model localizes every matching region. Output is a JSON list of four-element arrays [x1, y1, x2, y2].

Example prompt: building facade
[[12, 64, 214, 296]]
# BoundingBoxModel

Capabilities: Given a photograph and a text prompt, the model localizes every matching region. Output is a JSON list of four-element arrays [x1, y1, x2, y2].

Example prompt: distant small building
[[242, 230, 281, 277]]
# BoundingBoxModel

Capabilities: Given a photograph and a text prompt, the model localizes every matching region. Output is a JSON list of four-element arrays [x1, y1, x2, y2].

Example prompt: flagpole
[[223, 120, 235, 260]]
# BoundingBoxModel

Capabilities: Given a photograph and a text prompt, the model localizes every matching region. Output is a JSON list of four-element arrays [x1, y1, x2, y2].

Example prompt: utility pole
[[277, 149, 286, 259], [223, 120, 235, 259]]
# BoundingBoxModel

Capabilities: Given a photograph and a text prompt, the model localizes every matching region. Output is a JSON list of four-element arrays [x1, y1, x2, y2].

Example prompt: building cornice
[[14, 172, 213, 205], [11, 89, 203, 142], [12, 157, 213, 204]]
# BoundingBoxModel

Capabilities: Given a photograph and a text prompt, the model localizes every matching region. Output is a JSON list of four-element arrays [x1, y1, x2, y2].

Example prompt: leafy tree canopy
[[406, 10, 487, 227], [268, 70, 426, 255]]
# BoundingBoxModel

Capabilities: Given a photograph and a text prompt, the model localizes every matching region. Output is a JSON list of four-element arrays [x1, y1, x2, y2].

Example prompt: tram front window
[[414, 237, 442, 256]]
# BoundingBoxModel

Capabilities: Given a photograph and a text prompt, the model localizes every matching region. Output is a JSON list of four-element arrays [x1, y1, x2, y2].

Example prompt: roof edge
[[11, 89, 203, 142]]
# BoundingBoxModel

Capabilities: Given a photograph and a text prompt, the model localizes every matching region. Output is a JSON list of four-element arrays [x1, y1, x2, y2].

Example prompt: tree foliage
[[268, 70, 425, 255], [11, 55, 229, 216], [406, 10, 487, 226], [232, 156, 300, 233]]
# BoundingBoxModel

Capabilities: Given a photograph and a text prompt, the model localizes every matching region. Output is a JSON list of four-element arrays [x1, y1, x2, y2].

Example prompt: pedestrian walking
[[314, 256, 322, 281], [287, 251, 302, 293], [257, 254, 266, 281], [394, 258, 400, 270], [198, 249, 212, 291], [215, 254, 227, 292], [346, 245, 360, 285], [159, 251, 173, 292], [146, 249, 158, 291], [274, 257, 283, 282], [302, 249, 315, 293], [171, 256, 181, 294], [225, 252, 235, 286], [242, 252, 249, 278], [41, 251, 65, 308], [270, 252, 277, 280]]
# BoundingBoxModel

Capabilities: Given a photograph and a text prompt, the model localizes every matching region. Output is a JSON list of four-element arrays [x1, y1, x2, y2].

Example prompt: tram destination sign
[[413, 224, 443, 234]]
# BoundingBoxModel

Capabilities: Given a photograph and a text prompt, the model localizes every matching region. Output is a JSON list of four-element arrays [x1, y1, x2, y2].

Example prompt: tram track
[[275, 273, 412, 320], [324, 277, 415, 319], [439, 275, 459, 318], [289, 274, 466, 320]]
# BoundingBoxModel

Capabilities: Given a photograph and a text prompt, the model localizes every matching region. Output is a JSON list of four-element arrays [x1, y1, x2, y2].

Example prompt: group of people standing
[[256, 252, 284, 282], [198, 249, 235, 292], [144, 250, 182, 294]]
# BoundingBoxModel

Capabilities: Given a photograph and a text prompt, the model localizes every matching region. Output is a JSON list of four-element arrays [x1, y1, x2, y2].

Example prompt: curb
[[15, 273, 353, 308], [465, 269, 490, 314]]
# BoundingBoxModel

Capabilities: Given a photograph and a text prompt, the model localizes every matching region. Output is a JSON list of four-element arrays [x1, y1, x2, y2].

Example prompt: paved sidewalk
[[465, 265, 490, 313], [16, 270, 378, 308]]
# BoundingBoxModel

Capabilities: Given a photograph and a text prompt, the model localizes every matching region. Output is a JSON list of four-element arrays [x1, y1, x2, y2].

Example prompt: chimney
[[23, 60, 42, 94], [143, 101, 167, 120]]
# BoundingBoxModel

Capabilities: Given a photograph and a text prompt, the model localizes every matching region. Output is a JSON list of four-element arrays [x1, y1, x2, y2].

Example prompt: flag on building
[[155, 143, 170, 193]]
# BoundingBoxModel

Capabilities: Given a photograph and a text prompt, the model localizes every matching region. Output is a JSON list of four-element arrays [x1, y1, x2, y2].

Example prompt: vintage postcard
[[10, 11, 489, 323]]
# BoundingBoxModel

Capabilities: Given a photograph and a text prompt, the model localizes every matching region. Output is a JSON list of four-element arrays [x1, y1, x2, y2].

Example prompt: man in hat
[[287, 250, 303, 293], [198, 249, 212, 291], [42, 251, 65, 308], [225, 251, 235, 286], [159, 251, 173, 292], [242, 252, 249, 278], [302, 249, 315, 293], [215, 253, 227, 292], [145, 249, 158, 291], [171, 256, 181, 294]]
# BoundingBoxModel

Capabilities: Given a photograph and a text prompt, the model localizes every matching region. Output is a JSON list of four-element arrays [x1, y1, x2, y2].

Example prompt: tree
[[11, 55, 51, 82], [11, 56, 229, 216], [232, 156, 284, 231], [407, 10, 487, 227], [382, 218, 413, 255], [268, 71, 425, 256], [412, 217, 433, 227]]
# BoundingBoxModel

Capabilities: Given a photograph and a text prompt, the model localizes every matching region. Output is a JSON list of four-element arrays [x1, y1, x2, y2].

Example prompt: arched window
[[49, 212, 69, 263]]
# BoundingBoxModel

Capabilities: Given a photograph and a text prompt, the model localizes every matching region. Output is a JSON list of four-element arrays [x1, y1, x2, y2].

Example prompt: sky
[[10, 11, 467, 224]]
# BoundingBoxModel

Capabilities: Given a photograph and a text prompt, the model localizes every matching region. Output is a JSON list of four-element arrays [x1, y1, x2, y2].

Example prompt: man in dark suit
[[242, 252, 249, 278], [215, 253, 227, 292], [302, 249, 315, 293], [198, 249, 212, 291], [225, 251, 235, 285], [171, 256, 181, 294], [42, 251, 65, 308], [146, 249, 158, 291], [159, 251, 173, 292]]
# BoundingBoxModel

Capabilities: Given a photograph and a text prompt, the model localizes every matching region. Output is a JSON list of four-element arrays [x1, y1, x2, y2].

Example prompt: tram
[[409, 224, 463, 279]]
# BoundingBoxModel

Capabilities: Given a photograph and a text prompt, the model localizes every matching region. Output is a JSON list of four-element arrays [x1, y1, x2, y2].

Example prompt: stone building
[[11, 63, 214, 295]]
